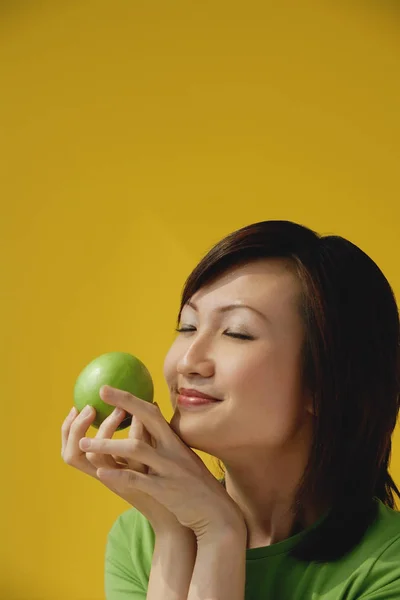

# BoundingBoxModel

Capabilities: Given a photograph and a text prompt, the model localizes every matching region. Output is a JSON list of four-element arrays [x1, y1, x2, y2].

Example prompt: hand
[[61, 401, 193, 536], [77, 385, 246, 542]]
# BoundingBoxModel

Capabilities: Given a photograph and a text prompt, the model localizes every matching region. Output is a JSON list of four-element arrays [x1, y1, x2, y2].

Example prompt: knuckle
[[164, 457, 179, 475], [97, 421, 109, 435], [148, 402, 159, 415], [130, 439, 142, 452], [126, 440, 142, 460], [86, 452, 100, 465], [62, 453, 76, 466], [69, 419, 82, 433], [127, 470, 137, 485]]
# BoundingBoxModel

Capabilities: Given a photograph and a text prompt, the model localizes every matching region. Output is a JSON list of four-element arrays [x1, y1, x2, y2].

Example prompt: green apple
[[73, 351, 154, 430]]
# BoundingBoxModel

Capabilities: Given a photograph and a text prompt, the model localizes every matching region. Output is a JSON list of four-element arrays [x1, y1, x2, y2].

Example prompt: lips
[[178, 388, 222, 401]]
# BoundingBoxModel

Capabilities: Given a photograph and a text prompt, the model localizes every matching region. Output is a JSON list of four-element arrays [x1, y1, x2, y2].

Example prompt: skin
[[163, 258, 320, 549]]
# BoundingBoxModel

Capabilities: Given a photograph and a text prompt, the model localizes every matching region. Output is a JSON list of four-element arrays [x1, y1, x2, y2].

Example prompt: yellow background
[[1, 2, 399, 598]]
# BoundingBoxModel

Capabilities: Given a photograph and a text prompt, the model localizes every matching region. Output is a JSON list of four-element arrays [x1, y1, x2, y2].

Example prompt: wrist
[[198, 520, 247, 548], [188, 526, 247, 600], [153, 522, 196, 541], [148, 526, 197, 600]]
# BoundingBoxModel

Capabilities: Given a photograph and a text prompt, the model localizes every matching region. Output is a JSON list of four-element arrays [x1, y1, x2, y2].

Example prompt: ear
[[305, 391, 317, 417]]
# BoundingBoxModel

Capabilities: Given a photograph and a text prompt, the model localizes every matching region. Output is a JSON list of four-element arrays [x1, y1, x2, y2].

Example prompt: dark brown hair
[[176, 220, 400, 562]]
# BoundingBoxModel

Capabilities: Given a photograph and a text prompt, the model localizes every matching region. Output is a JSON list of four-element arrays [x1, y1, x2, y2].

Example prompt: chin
[[169, 409, 183, 436], [168, 411, 218, 455]]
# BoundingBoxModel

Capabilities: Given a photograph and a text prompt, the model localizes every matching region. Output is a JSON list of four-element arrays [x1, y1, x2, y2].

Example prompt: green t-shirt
[[105, 497, 400, 599]]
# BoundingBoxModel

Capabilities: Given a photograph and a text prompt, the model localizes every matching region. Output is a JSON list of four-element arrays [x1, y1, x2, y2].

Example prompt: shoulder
[[105, 508, 156, 597], [365, 499, 400, 547], [107, 506, 156, 556], [349, 500, 400, 598], [106, 507, 156, 585], [350, 499, 400, 563]]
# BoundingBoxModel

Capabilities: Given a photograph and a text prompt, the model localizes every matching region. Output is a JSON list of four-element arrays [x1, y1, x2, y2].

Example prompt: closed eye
[[175, 327, 254, 341]]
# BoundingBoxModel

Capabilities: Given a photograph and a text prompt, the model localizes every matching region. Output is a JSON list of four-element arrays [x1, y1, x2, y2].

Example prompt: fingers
[[61, 407, 78, 455], [62, 405, 98, 477], [127, 416, 150, 474], [61, 401, 163, 485], [99, 386, 171, 446], [86, 407, 127, 470], [78, 436, 170, 475], [98, 407, 126, 438], [129, 415, 151, 444]]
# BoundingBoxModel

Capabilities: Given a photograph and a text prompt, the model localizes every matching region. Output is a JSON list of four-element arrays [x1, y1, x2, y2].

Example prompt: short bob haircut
[[176, 220, 400, 562]]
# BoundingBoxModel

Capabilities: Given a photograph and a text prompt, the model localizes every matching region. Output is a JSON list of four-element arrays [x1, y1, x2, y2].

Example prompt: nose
[[176, 335, 215, 378]]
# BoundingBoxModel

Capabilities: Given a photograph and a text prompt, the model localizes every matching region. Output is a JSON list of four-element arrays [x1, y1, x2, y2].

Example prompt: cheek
[[227, 348, 306, 445], [163, 343, 178, 387], [226, 349, 280, 397]]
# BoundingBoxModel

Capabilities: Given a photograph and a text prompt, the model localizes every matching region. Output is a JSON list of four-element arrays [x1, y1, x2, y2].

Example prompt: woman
[[62, 220, 400, 600]]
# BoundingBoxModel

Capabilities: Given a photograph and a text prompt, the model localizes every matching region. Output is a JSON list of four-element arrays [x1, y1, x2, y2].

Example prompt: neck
[[221, 446, 322, 549]]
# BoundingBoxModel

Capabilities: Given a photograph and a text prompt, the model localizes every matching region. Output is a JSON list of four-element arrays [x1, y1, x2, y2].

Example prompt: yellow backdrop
[[1, 2, 399, 598]]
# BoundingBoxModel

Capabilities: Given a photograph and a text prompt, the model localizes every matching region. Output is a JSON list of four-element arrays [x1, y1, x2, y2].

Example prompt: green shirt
[[105, 497, 400, 599]]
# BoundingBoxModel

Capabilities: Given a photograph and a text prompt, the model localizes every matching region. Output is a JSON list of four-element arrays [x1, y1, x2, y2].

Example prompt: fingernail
[[114, 407, 125, 418], [81, 405, 92, 416], [69, 407, 76, 416]]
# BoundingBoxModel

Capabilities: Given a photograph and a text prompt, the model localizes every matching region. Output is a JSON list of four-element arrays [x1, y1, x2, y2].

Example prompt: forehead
[[189, 258, 302, 313]]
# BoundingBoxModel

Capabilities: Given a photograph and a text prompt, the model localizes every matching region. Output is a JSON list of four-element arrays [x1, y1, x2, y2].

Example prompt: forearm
[[187, 528, 247, 600], [147, 528, 197, 600]]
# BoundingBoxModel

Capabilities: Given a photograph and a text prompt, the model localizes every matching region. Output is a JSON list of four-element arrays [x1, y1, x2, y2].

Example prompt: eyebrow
[[186, 300, 270, 323]]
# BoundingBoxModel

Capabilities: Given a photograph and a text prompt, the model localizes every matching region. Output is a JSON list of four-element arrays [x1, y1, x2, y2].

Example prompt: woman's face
[[163, 258, 314, 460]]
